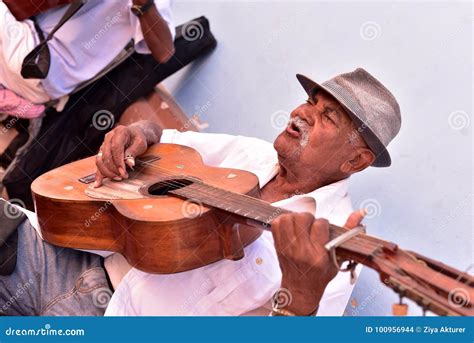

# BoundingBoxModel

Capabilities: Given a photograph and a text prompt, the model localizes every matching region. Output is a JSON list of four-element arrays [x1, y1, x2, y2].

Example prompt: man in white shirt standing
[[0, 0, 175, 103], [0, 67, 401, 316], [1, 1, 217, 211]]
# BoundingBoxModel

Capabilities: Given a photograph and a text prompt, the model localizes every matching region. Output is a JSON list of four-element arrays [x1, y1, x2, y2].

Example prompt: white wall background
[[164, 0, 473, 315]]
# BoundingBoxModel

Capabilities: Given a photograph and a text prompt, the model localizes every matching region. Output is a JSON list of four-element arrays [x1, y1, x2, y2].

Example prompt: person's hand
[[94, 125, 148, 187], [271, 209, 366, 315]]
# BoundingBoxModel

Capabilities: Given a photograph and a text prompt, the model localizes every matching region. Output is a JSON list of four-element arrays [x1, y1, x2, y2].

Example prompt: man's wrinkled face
[[274, 89, 366, 180]]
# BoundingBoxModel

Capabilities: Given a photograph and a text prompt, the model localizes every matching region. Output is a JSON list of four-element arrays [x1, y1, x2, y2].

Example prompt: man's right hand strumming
[[94, 121, 162, 187]]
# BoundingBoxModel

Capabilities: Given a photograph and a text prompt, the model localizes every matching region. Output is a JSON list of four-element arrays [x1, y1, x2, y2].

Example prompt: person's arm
[[270, 211, 365, 316], [132, 0, 175, 63], [94, 120, 264, 187]]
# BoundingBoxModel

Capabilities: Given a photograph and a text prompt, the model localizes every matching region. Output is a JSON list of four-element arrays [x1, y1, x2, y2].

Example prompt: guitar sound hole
[[147, 179, 194, 196]]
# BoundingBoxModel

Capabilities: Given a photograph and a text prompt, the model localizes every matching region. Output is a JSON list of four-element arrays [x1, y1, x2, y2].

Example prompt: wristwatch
[[131, 0, 155, 17]]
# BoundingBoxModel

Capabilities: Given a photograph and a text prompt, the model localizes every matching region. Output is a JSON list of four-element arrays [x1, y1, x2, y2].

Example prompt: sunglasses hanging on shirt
[[13, 0, 87, 79]]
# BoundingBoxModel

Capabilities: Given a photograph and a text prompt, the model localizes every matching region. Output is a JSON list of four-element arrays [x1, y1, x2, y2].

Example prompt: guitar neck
[[171, 181, 397, 268], [170, 181, 474, 317]]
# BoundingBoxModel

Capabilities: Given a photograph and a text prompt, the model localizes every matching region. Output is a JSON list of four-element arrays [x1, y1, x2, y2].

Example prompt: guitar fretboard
[[170, 182, 288, 228]]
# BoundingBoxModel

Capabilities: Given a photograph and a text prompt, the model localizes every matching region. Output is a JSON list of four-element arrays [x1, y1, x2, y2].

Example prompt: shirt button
[[255, 257, 263, 265]]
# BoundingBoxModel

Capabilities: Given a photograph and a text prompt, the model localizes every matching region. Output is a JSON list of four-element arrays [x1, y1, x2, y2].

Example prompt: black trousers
[[2, 17, 216, 210]]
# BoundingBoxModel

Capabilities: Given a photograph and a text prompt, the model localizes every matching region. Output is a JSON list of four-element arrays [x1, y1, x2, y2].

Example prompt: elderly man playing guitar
[[0, 68, 402, 316]]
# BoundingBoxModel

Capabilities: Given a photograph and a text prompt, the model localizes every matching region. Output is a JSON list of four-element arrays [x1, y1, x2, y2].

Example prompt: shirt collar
[[264, 164, 350, 217]]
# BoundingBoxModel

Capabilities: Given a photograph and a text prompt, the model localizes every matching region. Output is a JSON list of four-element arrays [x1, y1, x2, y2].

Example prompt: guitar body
[[31, 143, 263, 274]]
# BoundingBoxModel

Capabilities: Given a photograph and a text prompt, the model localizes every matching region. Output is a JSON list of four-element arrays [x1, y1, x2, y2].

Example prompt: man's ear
[[340, 148, 376, 174]]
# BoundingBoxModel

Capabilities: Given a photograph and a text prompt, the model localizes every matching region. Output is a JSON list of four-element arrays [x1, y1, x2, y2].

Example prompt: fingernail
[[94, 181, 99, 188], [113, 176, 122, 181], [119, 167, 126, 177], [362, 208, 368, 215]]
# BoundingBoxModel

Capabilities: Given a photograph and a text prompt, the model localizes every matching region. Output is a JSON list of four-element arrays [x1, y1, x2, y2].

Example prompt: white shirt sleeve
[[314, 192, 358, 316], [160, 129, 279, 188], [0, 3, 51, 103], [130, 0, 175, 54], [316, 264, 361, 316], [160, 129, 247, 167]]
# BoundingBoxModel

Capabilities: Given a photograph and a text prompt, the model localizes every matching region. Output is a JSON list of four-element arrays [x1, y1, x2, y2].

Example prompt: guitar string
[[137, 161, 473, 310], [100, 162, 465, 308], [137, 168, 464, 312], [124, 161, 474, 284], [111, 159, 388, 253], [112, 160, 386, 254], [130, 160, 282, 217]]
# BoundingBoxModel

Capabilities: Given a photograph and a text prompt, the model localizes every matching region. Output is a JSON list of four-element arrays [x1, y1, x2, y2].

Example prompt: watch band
[[270, 306, 318, 317], [270, 307, 297, 317], [131, 0, 154, 17]]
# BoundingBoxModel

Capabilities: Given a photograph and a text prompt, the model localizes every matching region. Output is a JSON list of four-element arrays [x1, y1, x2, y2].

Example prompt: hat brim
[[296, 73, 391, 167]]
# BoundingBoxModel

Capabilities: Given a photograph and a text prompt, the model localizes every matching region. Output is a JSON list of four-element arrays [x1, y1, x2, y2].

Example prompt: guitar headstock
[[371, 248, 474, 316], [330, 225, 474, 316]]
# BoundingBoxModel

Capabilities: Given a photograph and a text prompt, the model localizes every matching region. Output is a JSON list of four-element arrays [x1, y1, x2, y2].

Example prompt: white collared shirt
[[0, 0, 174, 102], [11, 129, 358, 316], [102, 129, 359, 316]]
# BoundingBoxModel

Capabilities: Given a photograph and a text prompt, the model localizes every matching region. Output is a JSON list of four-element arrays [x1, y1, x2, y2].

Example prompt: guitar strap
[[21, 0, 86, 79], [0, 199, 26, 276]]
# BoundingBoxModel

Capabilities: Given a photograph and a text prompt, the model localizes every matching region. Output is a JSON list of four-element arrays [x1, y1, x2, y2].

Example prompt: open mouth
[[286, 119, 301, 138], [285, 117, 310, 147]]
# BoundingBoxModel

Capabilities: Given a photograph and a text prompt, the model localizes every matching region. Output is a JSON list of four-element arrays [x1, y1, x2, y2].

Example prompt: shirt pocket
[[194, 234, 281, 316]]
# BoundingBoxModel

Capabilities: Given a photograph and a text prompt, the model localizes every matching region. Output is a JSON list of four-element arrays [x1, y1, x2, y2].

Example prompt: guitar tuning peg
[[340, 261, 358, 285], [350, 265, 357, 285], [420, 300, 430, 316], [392, 294, 408, 316]]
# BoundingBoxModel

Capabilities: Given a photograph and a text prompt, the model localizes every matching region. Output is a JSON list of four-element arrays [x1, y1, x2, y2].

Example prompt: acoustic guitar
[[31, 143, 473, 316]]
